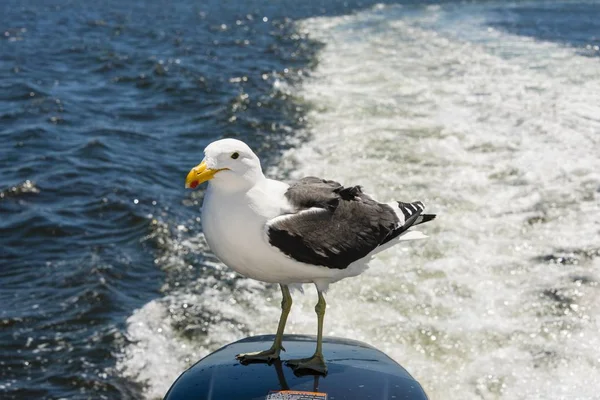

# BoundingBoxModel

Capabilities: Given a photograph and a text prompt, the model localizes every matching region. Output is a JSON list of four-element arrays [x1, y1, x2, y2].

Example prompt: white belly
[[201, 184, 340, 285]]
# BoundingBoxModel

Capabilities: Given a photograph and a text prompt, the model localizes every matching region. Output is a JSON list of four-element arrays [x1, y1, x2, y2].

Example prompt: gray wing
[[266, 177, 433, 269]]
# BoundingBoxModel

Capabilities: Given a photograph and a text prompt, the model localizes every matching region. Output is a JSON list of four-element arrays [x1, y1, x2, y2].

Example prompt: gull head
[[185, 138, 263, 191]]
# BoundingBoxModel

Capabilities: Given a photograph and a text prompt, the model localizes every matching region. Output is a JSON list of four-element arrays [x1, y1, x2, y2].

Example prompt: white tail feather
[[397, 230, 429, 241], [368, 230, 428, 258]]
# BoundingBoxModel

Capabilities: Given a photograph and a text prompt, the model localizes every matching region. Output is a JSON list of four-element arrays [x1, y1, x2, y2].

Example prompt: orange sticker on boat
[[266, 390, 327, 400]]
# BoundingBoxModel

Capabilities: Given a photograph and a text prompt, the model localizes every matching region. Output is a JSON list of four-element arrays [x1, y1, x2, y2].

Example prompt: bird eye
[[231, 152, 239, 160]]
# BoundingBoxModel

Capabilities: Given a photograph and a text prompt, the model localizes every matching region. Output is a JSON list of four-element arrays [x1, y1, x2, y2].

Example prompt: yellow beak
[[185, 161, 225, 189]]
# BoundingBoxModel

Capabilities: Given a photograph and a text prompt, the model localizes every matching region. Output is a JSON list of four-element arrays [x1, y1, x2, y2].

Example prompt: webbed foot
[[285, 353, 327, 375], [236, 346, 284, 364]]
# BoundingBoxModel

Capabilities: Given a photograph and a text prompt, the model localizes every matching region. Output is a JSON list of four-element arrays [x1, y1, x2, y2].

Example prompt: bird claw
[[236, 347, 282, 364], [285, 354, 328, 375]]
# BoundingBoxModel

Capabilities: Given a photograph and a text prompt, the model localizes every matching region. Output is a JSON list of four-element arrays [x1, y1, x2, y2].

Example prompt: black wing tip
[[417, 214, 436, 224], [396, 201, 436, 226], [397, 201, 425, 219]]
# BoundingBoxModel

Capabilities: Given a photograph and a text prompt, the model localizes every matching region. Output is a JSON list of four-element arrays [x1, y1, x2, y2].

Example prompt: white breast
[[201, 179, 340, 284], [201, 180, 286, 281]]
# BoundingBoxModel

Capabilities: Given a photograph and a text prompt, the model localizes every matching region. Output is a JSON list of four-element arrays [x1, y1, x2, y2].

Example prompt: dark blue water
[[1, 0, 598, 398], [0, 0, 400, 398], [488, 2, 600, 57]]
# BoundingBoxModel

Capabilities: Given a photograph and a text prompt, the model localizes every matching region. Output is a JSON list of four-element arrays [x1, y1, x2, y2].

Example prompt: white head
[[185, 138, 264, 192]]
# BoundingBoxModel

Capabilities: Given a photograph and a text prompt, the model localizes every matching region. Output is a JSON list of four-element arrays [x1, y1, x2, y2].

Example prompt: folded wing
[[266, 177, 435, 270]]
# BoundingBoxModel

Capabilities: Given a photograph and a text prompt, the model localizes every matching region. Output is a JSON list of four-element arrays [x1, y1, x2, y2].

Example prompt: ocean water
[[1, 1, 599, 399]]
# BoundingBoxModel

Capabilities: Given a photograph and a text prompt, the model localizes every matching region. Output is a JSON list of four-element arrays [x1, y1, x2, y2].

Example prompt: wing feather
[[266, 177, 433, 269]]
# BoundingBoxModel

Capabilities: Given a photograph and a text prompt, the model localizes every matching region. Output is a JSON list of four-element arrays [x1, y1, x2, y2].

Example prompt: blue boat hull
[[164, 334, 429, 400]]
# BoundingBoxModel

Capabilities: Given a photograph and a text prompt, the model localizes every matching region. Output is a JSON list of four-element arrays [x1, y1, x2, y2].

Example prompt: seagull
[[185, 138, 435, 374]]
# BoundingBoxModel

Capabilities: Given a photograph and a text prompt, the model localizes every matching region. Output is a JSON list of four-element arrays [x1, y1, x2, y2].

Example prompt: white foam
[[282, 3, 600, 399], [115, 276, 275, 399]]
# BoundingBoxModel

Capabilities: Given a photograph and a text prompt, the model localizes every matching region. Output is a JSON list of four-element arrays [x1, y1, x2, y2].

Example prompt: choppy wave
[[0, 180, 40, 199]]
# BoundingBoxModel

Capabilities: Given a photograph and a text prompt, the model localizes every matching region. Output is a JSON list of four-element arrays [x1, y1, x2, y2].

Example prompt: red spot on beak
[[189, 180, 199, 189]]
